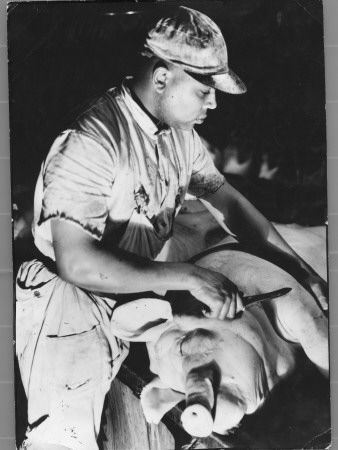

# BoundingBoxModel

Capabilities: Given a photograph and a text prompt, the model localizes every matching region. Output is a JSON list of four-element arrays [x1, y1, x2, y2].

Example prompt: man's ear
[[152, 61, 169, 93], [140, 377, 185, 424]]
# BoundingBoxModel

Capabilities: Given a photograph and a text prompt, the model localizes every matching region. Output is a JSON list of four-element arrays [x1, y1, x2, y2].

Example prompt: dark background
[[8, 0, 327, 228]]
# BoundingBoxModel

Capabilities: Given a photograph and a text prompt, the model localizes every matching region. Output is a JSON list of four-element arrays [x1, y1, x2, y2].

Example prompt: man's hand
[[189, 267, 243, 319], [301, 272, 328, 311]]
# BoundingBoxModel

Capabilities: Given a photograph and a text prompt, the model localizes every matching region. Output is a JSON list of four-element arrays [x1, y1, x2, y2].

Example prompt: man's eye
[[201, 90, 210, 96]]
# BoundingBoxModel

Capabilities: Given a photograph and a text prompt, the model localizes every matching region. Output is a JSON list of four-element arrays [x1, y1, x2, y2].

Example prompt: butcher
[[15, 6, 327, 450]]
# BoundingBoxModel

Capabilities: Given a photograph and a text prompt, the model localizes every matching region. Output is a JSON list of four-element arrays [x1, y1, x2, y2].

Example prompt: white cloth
[[16, 260, 129, 450]]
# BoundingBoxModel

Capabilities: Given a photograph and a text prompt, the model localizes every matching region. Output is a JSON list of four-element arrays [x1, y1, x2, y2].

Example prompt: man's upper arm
[[51, 218, 98, 283], [188, 131, 225, 199], [203, 179, 239, 212], [198, 180, 239, 236], [38, 130, 115, 242]]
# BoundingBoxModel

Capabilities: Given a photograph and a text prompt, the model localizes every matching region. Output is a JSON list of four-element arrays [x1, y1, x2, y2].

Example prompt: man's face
[[157, 67, 217, 131]]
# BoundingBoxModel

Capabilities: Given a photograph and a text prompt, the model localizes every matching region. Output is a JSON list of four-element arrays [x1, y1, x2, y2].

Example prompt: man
[[16, 6, 327, 450]]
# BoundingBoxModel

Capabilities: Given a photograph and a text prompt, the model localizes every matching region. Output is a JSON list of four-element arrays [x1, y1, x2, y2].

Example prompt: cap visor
[[186, 69, 247, 94]]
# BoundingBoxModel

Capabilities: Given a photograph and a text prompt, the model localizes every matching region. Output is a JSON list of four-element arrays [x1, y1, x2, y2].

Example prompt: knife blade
[[236, 287, 292, 318]]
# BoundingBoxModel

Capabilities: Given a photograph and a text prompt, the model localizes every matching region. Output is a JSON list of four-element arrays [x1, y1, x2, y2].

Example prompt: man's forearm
[[56, 241, 197, 294], [206, 181, 317, 278], [51, 219, 244, 317], [51, 219, 198, 294], [250, 219, 316, 279]]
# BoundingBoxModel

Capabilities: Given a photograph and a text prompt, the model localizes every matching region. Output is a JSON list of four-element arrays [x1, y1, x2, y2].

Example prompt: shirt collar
[[121, 77, 171, 138]]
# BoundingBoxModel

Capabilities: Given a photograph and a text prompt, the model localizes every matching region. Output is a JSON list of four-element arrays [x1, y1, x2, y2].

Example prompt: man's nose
[[206, 90, 217, 109]]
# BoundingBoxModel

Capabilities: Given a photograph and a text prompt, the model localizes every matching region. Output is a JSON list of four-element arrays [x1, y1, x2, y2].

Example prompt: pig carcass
[[112, 240, 328, 440]]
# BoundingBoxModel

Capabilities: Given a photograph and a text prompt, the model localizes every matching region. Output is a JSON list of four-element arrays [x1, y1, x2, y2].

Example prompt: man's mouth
[[196, 116, 207, 123]]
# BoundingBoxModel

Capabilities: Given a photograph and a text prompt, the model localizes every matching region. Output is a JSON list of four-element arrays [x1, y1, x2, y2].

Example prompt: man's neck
[[128, 83, 161, 127], [128, 78, 168, 129]]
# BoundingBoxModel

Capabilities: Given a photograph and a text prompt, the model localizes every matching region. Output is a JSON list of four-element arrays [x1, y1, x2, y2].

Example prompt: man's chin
[[173, 122, 195, 131]]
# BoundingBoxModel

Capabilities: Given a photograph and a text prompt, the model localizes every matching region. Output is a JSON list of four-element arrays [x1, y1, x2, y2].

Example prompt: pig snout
[[180, 330, 220, 437], [179, 328, 247, 437], [181, 374, 246, 437], [180, 356, 246, 437], [181, 403, 214, 438], [181, 367, 215, 437]]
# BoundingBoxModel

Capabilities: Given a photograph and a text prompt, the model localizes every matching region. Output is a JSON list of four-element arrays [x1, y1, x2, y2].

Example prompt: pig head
[[141, 324, 253, 437], [111, 301, 288, 438]]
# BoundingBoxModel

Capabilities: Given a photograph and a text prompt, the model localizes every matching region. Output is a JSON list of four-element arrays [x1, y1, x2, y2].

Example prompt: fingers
[[302, 272, 328, 312], [225, 294, 237, 319], [218, 298, 231, 320], [311, 281, 328, 311], [236, 291, 244, 313], [191, 269, 240, 320], [204, 309, 216, 319], [221, 287, 245, 319], [204, 298, 226, 318], [204, 296, 230, 319], [205, 291, 239, 320], [224, 290, 243, 319]]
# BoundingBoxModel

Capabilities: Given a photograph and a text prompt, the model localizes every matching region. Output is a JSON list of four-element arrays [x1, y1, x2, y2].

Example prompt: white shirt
[[33, 79, 224, 260]]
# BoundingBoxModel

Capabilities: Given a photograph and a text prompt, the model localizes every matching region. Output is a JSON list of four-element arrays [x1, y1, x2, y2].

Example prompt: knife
[[236, 287, 292, 318]]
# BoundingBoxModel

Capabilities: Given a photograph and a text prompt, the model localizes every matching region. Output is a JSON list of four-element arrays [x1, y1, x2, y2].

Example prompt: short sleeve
[[38, 130, 116, 240], [188, 131, 225, 199]]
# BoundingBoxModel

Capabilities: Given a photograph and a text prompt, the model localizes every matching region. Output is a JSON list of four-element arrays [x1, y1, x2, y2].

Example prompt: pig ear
[[140, 377, 185, 424], [111, 299, 173, 342]]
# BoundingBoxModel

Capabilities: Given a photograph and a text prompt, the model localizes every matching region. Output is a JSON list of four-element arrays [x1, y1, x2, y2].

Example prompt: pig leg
[[269, 282, 329, 378]]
